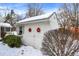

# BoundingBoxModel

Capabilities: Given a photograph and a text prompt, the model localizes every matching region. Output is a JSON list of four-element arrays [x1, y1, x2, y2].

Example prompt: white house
[[16, 12, 60, 49]]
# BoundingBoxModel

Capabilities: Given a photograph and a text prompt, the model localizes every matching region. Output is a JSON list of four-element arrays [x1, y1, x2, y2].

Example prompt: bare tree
[[4, 10, 19, 31], [4, 10, 15, 25], [58, 4, 79, 29], [26, 3, 44, 18], [41, 3, 79, 56]]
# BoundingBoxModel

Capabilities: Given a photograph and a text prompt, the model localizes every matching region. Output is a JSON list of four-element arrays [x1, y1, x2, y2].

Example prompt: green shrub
[[3, 35, 22, 48]]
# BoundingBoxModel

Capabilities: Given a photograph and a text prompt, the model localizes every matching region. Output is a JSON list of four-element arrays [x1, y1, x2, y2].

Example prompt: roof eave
[[17, 18, 50, 25]]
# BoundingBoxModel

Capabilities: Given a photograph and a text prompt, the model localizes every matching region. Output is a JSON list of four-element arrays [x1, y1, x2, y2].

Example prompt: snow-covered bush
[[5, 31, 18, 37], [41, 29, 79, 56], [3, 35, 22, 48]]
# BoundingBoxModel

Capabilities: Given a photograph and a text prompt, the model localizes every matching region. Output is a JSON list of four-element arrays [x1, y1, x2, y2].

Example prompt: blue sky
[[0, 3, 63, 15]]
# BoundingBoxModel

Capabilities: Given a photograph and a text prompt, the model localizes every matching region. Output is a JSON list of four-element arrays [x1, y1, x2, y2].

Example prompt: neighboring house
[[16, 12, 60, 49], [0, 23, 12, 39], [0, 16, 12, 39]]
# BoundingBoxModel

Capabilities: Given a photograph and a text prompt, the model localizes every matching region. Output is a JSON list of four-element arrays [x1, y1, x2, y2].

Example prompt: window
[[1, 27, 10, 32], [6, 27, 10, 32]]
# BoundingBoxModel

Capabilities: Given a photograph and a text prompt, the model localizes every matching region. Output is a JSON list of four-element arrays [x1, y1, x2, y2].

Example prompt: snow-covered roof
[[0, 23, 12, 27], [17, 11, 54, 24]]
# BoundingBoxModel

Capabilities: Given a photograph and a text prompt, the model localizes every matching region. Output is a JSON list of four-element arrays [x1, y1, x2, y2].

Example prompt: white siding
[[49, 14, 59, 30], [22, 21, 51, 49], [16, 27, 19, 34], [16, 25, 24, 35]]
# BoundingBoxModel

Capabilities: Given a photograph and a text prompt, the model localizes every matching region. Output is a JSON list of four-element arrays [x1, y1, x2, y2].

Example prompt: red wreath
[[37, 27, 41, 32], [28, 28, 32, 32]]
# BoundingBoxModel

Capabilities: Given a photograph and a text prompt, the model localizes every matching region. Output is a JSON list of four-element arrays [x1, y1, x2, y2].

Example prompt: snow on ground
[[75, 52, 79, 56], [0, 42, 43, 56], [0, 41, 79, 56]]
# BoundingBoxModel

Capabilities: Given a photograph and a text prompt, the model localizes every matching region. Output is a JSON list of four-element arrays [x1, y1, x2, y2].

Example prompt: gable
[[49, 12, 60, 30]]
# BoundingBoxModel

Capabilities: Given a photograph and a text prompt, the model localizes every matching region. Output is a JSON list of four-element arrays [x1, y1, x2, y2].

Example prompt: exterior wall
[[16, 27, 20, 34], [22, 21, 51, 49], [49, 14, 60, 30]]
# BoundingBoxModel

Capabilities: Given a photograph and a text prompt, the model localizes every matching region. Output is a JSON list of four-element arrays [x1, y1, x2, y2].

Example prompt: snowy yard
[[0, 40, 79, 56], [0, 42, 43, 56], [0, 41, 79, 56]]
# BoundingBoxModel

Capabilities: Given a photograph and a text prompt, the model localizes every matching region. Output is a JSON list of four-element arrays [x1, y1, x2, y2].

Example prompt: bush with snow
[[3, 35, 22, 48], [5, 31, 18, 37]]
